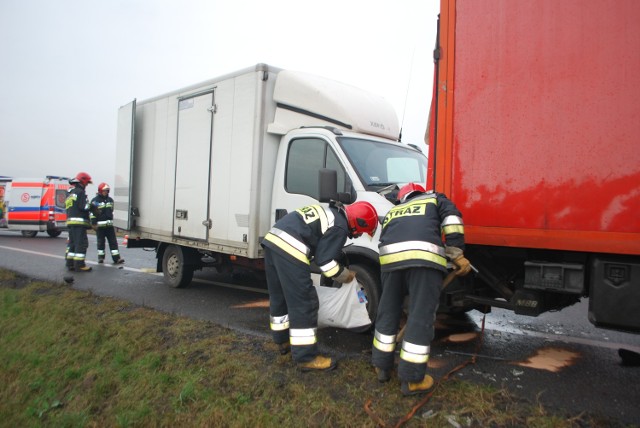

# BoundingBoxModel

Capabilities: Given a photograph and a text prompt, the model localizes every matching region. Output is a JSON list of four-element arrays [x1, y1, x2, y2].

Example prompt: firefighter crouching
[[65, 172, 93, 272], [90, 182, 124, 264], [261, 201, 379, 371], [372, 183, 471, 395]]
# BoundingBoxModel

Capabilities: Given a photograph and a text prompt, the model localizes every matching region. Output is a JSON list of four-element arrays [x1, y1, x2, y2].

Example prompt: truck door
[[114, 99, 136, 230], [173, 91, 214, 240]]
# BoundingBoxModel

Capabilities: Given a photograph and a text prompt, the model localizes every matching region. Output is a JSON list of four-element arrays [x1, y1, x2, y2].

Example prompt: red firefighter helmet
[[344, 201, 379, 238], [98, 182, 110, 193], [397, 182, 426, 203], [75, 171, 93, 187]]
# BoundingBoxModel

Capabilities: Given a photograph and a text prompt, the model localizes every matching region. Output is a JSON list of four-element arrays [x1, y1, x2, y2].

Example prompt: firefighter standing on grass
[[372, 183, 471, 395], [90, 183, 124, 264], [261, 200, 378, 371], [65, 172, 93, 272]]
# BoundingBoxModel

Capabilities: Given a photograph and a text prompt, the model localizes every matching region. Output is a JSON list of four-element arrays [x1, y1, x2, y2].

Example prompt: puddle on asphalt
[[231, 299, 270, 309], [428, 357, 447, 369], [446, 332, 479, 343], [514, 347, 580, 372]]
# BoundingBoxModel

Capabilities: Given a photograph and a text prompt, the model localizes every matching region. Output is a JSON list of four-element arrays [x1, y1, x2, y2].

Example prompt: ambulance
[[3, 176, 70, 237], [0, 177, 10, 228]]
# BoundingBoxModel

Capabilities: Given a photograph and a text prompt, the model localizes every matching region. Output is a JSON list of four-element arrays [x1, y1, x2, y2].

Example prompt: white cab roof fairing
[[267, 70, 400, 140]]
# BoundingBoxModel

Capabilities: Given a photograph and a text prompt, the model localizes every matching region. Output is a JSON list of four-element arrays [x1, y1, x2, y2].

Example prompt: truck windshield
[[338, 137, 427, 190]]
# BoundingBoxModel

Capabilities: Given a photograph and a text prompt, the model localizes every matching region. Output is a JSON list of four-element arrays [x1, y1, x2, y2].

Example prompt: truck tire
[[21, 231, 38, 238], [349, 263, 381, 330], [162, 245, 195, 288], [47, 229, 62, 238]]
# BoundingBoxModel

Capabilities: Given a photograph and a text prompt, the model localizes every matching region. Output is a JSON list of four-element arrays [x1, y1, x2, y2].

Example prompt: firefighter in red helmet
[[261, 200, 378, 371], [65, 172, 93, 272], [372, 183, 471, 395], [90, 183, 124, 264]]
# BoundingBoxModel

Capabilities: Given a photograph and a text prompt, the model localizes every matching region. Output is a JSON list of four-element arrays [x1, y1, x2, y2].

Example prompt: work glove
[[453, 255, 471, 276], [334, 267, 357, 284], [445, 246, 471, 276]]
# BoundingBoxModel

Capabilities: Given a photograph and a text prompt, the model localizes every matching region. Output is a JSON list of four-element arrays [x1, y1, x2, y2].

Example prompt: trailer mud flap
[[588, 255, 640, 332]]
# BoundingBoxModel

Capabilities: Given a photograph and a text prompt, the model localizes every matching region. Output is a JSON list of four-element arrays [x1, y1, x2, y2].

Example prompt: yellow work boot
[[76, 266, 92, 272], [297, 355, 337, 372], [401, 374, 434, 396]]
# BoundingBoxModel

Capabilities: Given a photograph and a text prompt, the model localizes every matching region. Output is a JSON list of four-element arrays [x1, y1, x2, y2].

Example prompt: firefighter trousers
[[372, 267, 443, 382], [67, 226, 89, 269], [264, 248, 320, 363], [96, 227, 121, 262]]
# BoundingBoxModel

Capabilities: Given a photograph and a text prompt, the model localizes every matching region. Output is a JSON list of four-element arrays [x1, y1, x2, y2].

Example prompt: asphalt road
[[1, 229, 639, 424]]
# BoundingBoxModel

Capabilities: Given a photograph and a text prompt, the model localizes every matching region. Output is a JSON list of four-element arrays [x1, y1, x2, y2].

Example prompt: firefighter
[[90, 183, 124, 264], [65, 172, 93, 272], [261, 200, 379, 371], [372, 183, 471, 395]]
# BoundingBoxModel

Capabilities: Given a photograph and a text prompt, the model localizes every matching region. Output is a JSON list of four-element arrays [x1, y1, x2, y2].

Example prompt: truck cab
[[271, 127, 428, 316]]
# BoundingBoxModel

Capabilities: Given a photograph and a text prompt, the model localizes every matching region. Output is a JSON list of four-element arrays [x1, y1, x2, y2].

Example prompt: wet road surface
[[1, 230, 639, 424]]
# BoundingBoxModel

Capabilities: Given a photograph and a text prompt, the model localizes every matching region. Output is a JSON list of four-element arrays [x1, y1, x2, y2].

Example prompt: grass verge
[[0, 269, 628, 427]]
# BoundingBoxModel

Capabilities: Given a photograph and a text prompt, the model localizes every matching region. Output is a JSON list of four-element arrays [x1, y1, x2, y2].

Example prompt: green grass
[[0, 269, 631, 427]]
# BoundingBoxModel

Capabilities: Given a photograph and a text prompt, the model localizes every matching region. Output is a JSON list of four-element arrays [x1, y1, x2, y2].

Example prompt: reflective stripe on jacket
[[66, 186, 91, 227], [90, 194, 115, 227], [378, 192, 464, 273], [261, 204, 349, 279]]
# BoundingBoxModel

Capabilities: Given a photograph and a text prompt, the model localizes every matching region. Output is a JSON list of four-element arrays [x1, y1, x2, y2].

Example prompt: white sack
[[316, 278, 371, 330]]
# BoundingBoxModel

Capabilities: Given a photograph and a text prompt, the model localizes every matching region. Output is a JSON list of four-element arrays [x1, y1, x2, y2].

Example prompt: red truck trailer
[[3, 176, 70, 238], [429, 0, 640, 332]]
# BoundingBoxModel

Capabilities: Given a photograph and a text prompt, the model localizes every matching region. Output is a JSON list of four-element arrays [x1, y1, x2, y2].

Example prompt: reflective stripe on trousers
[[400, 341, 430, 364], [373, 330, 396, 353], [270, 314, 290, 331], [290, 328, 317, 346]]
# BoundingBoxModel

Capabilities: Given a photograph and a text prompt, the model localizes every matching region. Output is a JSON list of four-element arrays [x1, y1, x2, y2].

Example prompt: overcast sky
[[0, 0, 439, 189]]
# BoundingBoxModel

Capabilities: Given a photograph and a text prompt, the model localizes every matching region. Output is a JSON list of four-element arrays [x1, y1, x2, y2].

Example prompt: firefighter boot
[[375, 367, 391, 383], [297, 355, 337, 372], [98, 256, 105, 264], [66, 259, 75, 271], [401, 374, 434, 396], [113, 258, 125, 264], [75, 261, 92, 272], [277, 342, 291, 355]]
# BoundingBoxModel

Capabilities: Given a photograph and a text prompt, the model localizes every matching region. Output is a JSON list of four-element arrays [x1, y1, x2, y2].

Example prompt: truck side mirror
[[319, 169, 352, 204], [319, 169, 338, 203]]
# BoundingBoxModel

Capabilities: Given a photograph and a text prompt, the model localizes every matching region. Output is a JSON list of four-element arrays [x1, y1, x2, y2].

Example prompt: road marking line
[[0, 244, 149, 274], [192, 277, 269, 295], [0, 243, 268, 294]]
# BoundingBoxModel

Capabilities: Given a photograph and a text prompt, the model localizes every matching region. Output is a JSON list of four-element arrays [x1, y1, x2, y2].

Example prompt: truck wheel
[[21, 231, 38, 238], [162, 245, 194, 288], [47, 229, 62, 238], [349, 263, 381, 329]]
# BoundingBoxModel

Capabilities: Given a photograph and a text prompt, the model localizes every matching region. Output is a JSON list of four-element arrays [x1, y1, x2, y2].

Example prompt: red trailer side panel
[[433, 0, 640, 255]]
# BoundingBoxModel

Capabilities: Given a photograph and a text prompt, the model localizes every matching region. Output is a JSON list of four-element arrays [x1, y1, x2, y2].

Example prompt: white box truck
[[115, 63, 427, 321]]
